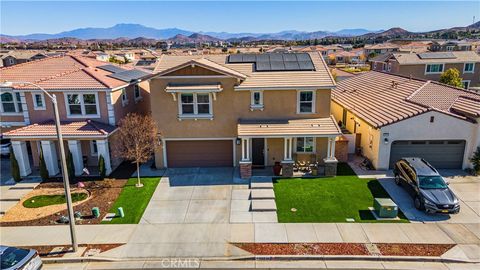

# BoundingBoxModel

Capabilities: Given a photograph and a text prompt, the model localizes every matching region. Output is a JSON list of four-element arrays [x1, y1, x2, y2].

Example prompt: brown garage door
[[166, 140, 233, 168]]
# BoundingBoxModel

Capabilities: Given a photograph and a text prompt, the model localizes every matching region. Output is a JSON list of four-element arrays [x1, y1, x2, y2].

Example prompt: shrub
[[470, 147, 480, 175], [98, 154, 106, 179], [66, 150, 75, 181], [39, 148, 49, 181], [10, 146, 21, 182]]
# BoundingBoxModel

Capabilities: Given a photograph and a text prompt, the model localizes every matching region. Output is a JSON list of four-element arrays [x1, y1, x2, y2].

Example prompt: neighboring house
[[330, 68, 356, 81], [94, 51, 109, 62], [149, 52, 341, 178], [364, 43, 400, 57], [0, 55, 151, 177], [430, 40, 473, 52], [0, 51, 48, 67], [369, 51, 480, 90], [328, 49, 364, 65], [332, 71, 480, 170]]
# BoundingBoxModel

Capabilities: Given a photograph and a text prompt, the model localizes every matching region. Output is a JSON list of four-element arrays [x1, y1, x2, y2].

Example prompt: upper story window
[[462, 80, 470, 89], [32, 93, 46, 110], [179, 93, 212, 118], [134, 85, 142, 101], [121, 88, 128, 107], [297, 90, 315, 114], [296, 137, 314, 153], [65, 93, 99, 118], [1, 92, 22, 114], [464, 63, 475, 73], [425, 64, 444, 74], [250, 91, 264, 110]]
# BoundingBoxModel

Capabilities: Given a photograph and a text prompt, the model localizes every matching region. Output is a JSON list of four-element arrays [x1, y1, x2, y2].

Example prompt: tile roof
[[332, 71, 480, 128], [237, 117, 341, 137], [450, 97, 480, 117], [154, 52, 335, 90], [3, 120, 117, 139], [392, 51, 480, 65], [0, 55, 151, 90]]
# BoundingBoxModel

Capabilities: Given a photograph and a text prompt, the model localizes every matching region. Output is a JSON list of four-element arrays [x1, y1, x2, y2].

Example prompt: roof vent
[[391, 81, 399, 89]]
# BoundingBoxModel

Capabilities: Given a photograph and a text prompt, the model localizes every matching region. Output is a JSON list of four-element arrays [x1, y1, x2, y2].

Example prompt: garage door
[[166, 140, 233, 168], [389, 140, 465, 169]]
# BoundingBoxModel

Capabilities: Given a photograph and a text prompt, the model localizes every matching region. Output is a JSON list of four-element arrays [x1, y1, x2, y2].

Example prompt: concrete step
[[250, 182, 273, 189], [0, 200, 19, 214], [251, 199, 277, 212], [251, 189, 275, 200]]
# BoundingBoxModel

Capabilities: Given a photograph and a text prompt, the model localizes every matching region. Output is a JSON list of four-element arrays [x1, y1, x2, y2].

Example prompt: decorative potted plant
[[273, 161, 282, 176]]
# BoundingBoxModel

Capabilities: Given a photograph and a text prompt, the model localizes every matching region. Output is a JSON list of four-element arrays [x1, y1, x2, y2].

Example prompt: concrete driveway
[[379, 172, 480, 224], [1, 156, 12, 184], [140, 167, 250, 224]]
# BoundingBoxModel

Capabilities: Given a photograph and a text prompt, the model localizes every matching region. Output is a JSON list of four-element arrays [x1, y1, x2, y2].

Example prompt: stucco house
[[332, 71, 480, 170], [148, 52, 342, 178], [0, 55, 151, 177]]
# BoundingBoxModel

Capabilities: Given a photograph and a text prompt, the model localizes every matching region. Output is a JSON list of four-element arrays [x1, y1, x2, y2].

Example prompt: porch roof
[[237, 116, 341, 138], [165, 83, 223, 93], [3, 120, 117, 139]]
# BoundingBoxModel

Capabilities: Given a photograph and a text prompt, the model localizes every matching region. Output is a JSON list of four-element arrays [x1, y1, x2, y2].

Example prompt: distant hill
[[168, 33, 221, 43], [360, 27, 411, 38]]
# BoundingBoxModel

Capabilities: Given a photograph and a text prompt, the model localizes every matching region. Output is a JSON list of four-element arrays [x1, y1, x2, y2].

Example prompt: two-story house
[[149, 52, 341, 178], [370, 51, 480, 90], [0, 55, 151, 177], [429, 40, 473, 52]]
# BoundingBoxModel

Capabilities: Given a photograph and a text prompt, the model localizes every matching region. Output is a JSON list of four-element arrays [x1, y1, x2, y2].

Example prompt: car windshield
[[0, 247, 29, 268], [418, 175, 447, 189]]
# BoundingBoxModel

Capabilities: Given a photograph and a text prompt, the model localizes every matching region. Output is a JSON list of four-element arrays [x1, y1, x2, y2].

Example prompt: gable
[[163, 65, 226, 76]]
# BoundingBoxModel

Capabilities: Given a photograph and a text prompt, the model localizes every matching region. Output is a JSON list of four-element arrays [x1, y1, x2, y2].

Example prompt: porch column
[[41, 140, 59, 176], [282, 137, 294, 177], [239, 137, 252, 179], [11, 141, 31, 176], [324, 137, 338, 176], [96, 139, 112, 175], [67, 140, 83, 176]]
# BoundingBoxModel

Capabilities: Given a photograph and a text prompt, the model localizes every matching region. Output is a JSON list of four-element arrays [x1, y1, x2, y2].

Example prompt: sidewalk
[[1, 222, 479, 261], [0, 177, 41, 216]]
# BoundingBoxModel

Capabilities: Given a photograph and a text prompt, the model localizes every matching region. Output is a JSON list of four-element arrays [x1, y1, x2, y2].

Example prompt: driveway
[[1, 156, 12, 184], [379, 172, 480, 224], [140, 167, 251, 224]]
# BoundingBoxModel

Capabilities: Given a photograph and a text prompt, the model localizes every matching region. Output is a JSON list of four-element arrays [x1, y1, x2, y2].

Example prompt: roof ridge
[[315, 52, 336, 86], [69, 55, 90, 68], [86, 119, 108, 135], [428, 80, 480, 95], [405, 80, 431, 101]]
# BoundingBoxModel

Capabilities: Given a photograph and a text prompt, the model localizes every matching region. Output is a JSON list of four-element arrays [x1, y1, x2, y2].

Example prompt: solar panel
[[417, 52, 456, 59], [107, 69, 150, 82], [97, 64, 126, 73], [227, 52, 315, 72]]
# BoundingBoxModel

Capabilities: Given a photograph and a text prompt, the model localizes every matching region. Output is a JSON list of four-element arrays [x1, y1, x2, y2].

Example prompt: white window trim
[[294, 137, 316, 153], [425, 63, 445, 75], [0, 91, 23, 115], [121, 88, 129, 107], [250, 90, 264, 111], [8, 58, 14, 65], [90, 140, 98, 156], [463, 63, 475, 74], [373, 62, 377, 69], [32, 93, 46, 110], [296, 90, 316, 114], [462, 80, 471, 89], [64, 92, 101, 118], [178, 92, 213, 120], [134, 85, 142, 102]]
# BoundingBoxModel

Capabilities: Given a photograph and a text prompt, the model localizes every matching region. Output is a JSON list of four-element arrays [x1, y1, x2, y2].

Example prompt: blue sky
[[1, 1, 478, 35]]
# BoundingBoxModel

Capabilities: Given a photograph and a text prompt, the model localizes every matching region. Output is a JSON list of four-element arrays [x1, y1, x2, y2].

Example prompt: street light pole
[[1, 81, 78, 252]]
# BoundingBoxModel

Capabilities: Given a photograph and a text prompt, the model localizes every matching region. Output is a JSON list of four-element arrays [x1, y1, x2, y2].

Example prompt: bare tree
[[114, 113, 159, 187]]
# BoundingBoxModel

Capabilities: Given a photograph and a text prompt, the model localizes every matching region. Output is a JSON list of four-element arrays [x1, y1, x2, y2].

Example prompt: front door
[[251, 138, 265, 167]]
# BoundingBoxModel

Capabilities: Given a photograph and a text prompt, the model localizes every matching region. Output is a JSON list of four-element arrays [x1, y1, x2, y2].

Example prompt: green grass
[[23, 193, 88, 208], [103, 177, 161, 224], [273, 163, 408, 223]]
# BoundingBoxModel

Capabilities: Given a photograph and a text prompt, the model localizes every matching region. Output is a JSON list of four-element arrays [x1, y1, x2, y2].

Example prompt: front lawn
[[273, 163, 408, 223], [23, 193, 88, 208], [103, 177, 160, 224]]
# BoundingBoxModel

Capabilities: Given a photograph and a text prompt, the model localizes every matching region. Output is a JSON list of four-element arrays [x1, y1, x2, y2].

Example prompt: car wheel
[[394, 175, 401, 185], [414, 196, 424, 210]]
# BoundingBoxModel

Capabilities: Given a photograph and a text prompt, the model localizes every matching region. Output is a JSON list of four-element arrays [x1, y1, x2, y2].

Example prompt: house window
[[464, 63, 475, 73], [90, 140, 98, 156], [8, 58, 14, 65], [32, 93, 46, 110], [134, 85, 141, 101], [462, 80, 470, 89], [179, 93, 211, 117], [373, 62, 377, 70], [250, 91, 264, 110], [297, 90, 315, 113], [425, 64, 444, 74], [0, 92, 22, 113], [121, 88, 128, 106], [296, 137, 314, 153], [65, 93, 99, 117], [387, 63, 392, 72]]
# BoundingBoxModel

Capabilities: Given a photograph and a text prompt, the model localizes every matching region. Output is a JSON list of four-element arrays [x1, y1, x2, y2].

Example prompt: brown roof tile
[[3, 120, 117, 138]]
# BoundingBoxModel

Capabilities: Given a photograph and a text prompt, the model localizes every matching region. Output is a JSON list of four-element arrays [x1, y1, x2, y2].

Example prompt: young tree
[[10, 146, 21, 182], [98, 154, 106, 180], [439, 68, 463, 88], [39, 148, 49, 181], [66, 150, 75, 181], [114, 113, 158, 187]]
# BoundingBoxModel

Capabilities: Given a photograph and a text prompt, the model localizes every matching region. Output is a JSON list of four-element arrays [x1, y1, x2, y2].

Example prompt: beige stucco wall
[[396, 63, 480, 88]]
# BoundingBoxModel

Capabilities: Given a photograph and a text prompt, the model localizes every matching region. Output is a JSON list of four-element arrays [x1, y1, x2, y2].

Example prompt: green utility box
[[373, 198, 398, 218]]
